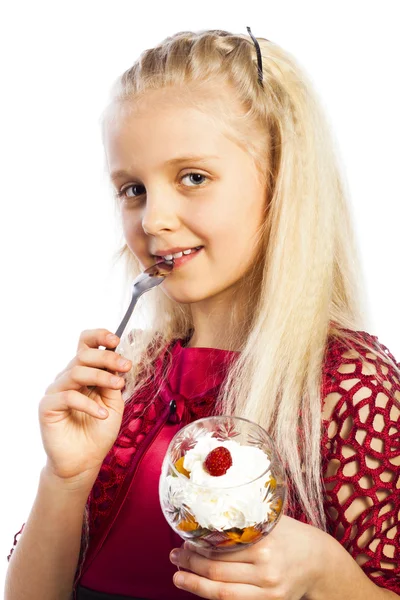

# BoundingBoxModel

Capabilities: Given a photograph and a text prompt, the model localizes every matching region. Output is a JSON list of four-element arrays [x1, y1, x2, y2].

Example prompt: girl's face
[[104, 88, 267, 306]]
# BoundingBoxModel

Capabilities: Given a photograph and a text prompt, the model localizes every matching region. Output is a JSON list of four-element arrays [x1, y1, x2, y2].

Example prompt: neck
[[186, 286, 251, 352]]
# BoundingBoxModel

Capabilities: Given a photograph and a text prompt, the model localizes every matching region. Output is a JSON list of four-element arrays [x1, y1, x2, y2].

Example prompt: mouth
[[153, 246, 203, 261], [153, 246, 204, 269]]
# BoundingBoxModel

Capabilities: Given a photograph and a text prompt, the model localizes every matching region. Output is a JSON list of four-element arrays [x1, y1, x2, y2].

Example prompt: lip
[[160, 247, 203, 270], [152, 245, 203, 258]]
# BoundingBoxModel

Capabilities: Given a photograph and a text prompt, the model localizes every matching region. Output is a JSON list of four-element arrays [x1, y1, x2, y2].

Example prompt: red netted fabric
[[7, 330, 400, 596], [318, 331, 400, 593]]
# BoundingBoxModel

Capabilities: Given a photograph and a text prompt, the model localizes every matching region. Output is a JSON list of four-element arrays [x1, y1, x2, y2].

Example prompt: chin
[[160, 281, 230, 305], [161, 290, 208, 305]]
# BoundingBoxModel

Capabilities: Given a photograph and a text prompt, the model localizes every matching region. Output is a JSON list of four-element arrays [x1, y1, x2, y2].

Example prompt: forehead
[[113, 84, 238, 122], [103, 87, 242, 176]]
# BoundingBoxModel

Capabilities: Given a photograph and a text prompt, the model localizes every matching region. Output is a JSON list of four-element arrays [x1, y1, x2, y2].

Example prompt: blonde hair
[[99, 29, 399, 531]]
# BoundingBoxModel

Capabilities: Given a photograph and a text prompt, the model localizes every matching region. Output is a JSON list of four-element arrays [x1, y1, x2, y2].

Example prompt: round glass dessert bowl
[[159, 415, 287, 552]]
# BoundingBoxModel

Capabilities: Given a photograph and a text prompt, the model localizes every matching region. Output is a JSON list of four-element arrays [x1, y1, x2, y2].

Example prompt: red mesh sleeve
[[322, 334, 400, 594], [7, 523, 25, 562]]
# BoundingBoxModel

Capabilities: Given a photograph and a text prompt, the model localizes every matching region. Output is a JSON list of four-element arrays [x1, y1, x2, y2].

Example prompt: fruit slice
[[226, 531, 242, 542], [272, 498, 283, 512], [239, 526, 263, 544], [214, 527, 263, 547], [177, 513, 199, 532], [265, 476, 277, 490], [269, 498, 283, 522], [216, 538, 238, 547], [174, 456, 190, 478], [214, 530, 241, 547]]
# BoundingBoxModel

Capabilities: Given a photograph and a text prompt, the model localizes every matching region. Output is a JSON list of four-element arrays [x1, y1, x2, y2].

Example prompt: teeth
[[157, 246, 202, 260]]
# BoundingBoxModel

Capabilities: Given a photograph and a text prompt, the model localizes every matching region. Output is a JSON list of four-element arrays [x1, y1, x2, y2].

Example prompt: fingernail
[[184, 541, 194, 551], [107, 334, 118, 343], [174, 573, 184, 588], [170, 550, 179, 564]]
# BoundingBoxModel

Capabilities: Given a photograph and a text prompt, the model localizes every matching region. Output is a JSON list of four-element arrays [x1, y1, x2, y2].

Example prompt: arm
[[4, 466, 94, 600], [320, 334, 400, 597], [5, 328, 130, 599], [308, 531, 399, 599]]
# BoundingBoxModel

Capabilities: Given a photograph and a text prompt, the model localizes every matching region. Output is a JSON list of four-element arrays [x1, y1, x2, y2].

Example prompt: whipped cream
[[166, 432, 274, 530]]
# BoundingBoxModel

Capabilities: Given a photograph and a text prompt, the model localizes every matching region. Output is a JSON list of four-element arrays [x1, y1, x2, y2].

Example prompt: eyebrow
[[110, 154, 220, 183]]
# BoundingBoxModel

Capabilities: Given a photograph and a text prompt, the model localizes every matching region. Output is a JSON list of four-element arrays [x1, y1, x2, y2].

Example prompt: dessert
[[160, 422, 285, 551]]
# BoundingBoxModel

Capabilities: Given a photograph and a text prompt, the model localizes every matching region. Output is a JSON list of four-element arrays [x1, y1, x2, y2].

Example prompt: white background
[[1, 0, 399, 589]]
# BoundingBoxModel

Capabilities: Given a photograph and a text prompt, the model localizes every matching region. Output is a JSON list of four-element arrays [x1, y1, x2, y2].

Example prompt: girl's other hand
[[39, 328, 132, 490], [169, 515, 328, 600]]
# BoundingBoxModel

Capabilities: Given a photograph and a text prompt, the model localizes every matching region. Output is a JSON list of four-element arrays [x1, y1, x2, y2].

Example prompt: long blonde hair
[[99, 29, 399, 531]]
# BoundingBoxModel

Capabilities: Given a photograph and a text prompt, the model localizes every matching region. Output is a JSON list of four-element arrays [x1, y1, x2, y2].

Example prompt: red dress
[[8, 330, 400, 597]]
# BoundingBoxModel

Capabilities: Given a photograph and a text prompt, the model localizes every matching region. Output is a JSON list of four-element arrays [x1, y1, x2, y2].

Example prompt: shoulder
[[321, 327, 400, 425], [323, 328, 399, 376], [321, 328, 400, 453], [322, 327, 399, 393]]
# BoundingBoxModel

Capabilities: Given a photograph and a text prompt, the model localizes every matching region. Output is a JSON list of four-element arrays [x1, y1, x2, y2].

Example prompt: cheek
[[208, 201, 263, 246], [122, 212, 145, 252]]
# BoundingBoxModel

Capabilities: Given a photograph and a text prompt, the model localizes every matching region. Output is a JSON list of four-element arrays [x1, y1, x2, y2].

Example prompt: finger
[[75, 348, 131, 373], [173, 571, 263, 599], [170, 548, 255, 584], [40, 390, 111, 420], [184, 541, 256, 564], [77, 329, 120, 353], [46, 365, 125, 395], [56, 346, 131, 383]]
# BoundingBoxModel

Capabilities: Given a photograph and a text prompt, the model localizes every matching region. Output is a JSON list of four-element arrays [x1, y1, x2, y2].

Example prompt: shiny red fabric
[[78, 341, 237, 599], [8, 330, 400, 597]]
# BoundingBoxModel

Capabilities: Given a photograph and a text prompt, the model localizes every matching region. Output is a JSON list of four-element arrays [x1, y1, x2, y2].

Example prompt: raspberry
[[203, 446, 233, 476]]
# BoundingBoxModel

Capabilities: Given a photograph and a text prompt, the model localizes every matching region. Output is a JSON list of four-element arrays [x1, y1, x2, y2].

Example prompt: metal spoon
[[112, 260, 174, 342], [87, 260, 174, 393]]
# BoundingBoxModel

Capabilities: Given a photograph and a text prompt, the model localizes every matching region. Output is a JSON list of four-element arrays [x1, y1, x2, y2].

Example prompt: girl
[[5, 27, 400, 600]]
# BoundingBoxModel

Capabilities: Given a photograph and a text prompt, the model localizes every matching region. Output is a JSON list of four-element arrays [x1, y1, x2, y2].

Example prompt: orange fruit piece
[[177, 513, 199, 532], [265, 476, 277, 491], [272, 498, 283, 513], [217, 539, 238, 547], [174, 456, 190, 478], [226, 531, 242, 542], [269, 512, 277, 523], [268, 497, 283, 523], [239, 527, 263, 544]]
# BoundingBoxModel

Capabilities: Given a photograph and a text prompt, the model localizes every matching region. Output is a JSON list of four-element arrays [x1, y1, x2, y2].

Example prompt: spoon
[[113, 260, 174, 342], [87, 259, 174, 393]]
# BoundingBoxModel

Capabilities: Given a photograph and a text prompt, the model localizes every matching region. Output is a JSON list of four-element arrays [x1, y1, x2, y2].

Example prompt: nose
[[141, 192, 180, 236]]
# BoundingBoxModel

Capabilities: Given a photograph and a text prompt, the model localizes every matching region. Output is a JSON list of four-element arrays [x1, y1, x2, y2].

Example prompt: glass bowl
[[159, 415, 286, 552]]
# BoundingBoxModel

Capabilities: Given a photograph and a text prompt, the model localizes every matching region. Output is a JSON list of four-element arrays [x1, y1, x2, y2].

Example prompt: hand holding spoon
[[87, 260, 173, 392]]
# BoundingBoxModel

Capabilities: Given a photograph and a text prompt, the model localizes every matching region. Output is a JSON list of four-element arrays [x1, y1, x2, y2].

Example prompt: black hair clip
[[246, 26, 264, 88]]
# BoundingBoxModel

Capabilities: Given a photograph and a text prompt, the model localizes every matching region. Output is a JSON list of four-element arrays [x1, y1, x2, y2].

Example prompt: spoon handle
[[86, 260, 172, 395], [86, 288, 142, 393], [113, 289, 142, 342]]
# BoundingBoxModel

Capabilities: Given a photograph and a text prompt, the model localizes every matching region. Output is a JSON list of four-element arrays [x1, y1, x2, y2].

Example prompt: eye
[[116, 183, 144, 200], [115, 172, 208, 201], [181, 173, 207, 187]]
